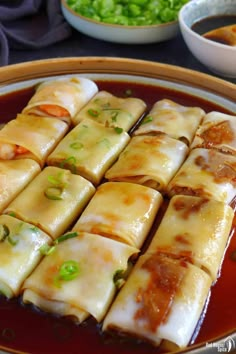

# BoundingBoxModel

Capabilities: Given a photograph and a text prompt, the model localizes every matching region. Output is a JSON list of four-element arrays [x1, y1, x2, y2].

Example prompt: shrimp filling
[[0, 143, 28, 160], [39, 105, 70, 118]]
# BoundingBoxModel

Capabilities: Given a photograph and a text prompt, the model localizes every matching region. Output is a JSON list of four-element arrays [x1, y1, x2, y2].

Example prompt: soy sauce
[[191, 15, 236, 45]]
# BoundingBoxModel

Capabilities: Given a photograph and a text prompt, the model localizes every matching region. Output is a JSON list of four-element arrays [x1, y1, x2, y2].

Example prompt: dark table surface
[[7, 28, 236, 86]]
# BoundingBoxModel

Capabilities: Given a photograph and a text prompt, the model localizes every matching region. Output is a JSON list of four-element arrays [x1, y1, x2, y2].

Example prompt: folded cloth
[[0, 0, 72, 66]]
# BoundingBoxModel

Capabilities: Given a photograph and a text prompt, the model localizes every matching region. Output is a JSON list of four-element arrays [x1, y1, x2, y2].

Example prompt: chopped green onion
[[102, 108, 132, 123], [141, 115, 153, 125], [39, 244, 56, 255], [48, 172, 68, 187], [44, 186, 63, 200], [45, 172, 70, 200], [62, 156, 77, 164], [59, 156, 77, 174], [113, 269, 125, 288], [111, 111, 119, 122], [0, 224, 9, 242], [40, 232, 78, 256], [55, 232, 78, 244], [47, 175, 62, 185], [88, 108, 100, 117], [69, 142, 84, 150], [102, 108, 120, 111], [59, 260, 80, 281], [114, 127, 123, 134], [66, 0, 189, 26], [7, 234, 19, 246]]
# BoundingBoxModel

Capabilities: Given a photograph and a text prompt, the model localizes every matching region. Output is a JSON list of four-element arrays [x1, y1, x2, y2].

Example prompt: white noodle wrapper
[[103, 253, 212, 348]]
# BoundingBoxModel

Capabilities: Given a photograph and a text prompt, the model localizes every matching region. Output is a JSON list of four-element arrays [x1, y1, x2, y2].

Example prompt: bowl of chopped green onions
[[61, 0, 189, 44]]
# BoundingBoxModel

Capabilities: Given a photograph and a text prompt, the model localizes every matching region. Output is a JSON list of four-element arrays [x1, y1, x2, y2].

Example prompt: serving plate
[[0, 57, 235, 354]]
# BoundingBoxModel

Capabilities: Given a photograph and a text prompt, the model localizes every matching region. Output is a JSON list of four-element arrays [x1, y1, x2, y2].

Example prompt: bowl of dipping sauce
[[179, 0, 236, 78], [61, 0, 189, 44]]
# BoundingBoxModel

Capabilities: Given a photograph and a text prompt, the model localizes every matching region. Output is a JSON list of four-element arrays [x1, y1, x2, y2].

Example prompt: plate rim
[[0, 57, 235, 104]]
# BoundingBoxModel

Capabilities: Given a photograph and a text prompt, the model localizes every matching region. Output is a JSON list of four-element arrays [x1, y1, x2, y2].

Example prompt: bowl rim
[[61, 0, 178, 30], [178, 0, 236, 51]]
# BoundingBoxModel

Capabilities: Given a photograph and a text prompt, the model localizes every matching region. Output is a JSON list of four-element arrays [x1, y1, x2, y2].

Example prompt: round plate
[[0, 57, 235, 354]]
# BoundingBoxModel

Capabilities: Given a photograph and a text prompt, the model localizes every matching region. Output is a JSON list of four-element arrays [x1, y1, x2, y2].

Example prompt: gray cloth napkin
[[0, 0, 72, 66]]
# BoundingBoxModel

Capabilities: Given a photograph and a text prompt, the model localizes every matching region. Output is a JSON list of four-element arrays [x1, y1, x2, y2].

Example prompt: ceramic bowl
[[60, 0, 180, 44], [179, 0, 236, 78]]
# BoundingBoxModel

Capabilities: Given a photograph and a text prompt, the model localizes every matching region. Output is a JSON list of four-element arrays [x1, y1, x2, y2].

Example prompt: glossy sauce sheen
[[191, 15, 236, 45], [0, 81, 235, 354]]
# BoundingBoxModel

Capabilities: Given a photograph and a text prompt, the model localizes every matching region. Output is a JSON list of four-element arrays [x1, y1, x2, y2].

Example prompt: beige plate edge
[[0, 57, 235, 103]]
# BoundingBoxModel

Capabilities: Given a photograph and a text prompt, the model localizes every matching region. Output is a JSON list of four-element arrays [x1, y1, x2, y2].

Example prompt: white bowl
[[60, 0, 179, 44], [179, 0, 236, 78]]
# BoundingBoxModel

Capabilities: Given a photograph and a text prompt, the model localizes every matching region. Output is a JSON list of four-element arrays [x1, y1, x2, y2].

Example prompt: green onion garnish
[[141, 115, 153, 125], [7, 234, 19, 246], [66, 0, 188, 26], [0, 224, 9, 242], [113, 269, 125, 288], [47, 175, 62, 185], [58, 260, 80, 281], [102, 108, 122, 114], [44, 186, 63, 200], [88, 108, 100, 117], [114, 127, 123, 134], [45, 172, 69, 200], [40, 232, 79, 256], [60, 156, 77, 174], [70, 142, 84, 150], [55, 232, 78, 244], [111, 112, 119, 122], [39, 244, 56, 256]]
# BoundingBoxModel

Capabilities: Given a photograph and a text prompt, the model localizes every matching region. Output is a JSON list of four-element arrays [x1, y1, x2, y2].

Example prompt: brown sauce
[[134, 254, 187, 333], [200, 121, 234, 145], [191, 15, 236, 46], [0, 80, 235, 354]]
